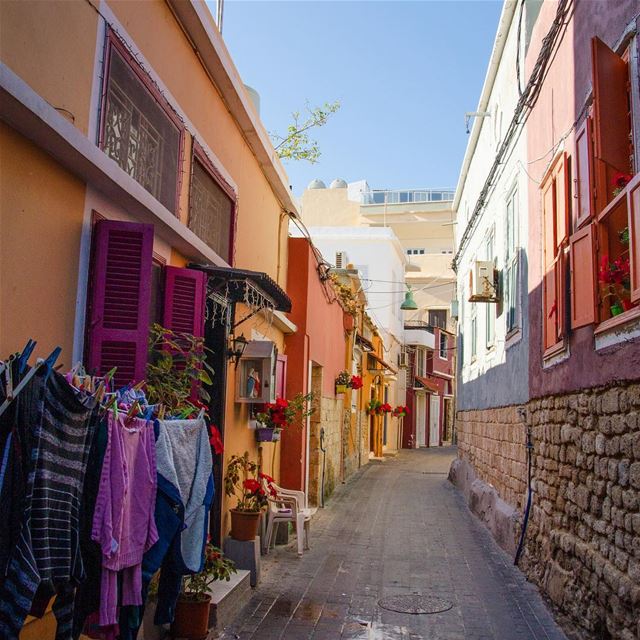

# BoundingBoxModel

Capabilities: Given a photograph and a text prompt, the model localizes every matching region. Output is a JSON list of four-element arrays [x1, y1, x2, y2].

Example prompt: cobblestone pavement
[[219, 448, 568, 640]]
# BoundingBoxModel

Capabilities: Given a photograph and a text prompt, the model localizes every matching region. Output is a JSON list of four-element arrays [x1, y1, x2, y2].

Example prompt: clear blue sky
[[219, 0, 503, 196]]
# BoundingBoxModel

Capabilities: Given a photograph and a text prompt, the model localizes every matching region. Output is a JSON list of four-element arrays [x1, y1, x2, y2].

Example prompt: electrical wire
[[452, 0, 573, 272]]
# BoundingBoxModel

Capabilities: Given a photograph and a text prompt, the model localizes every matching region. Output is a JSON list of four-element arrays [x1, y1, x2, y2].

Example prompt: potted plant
[[170, 543, 237, 640], [350, 375, 363, 390], [381, 403, 393, 414], [335, 370, 351, 394], [366, 399, 382, 416], [254, 393, 314, 442], [224, 452, 268, 541], [393, 405, 409, 418], [612, 172, 632, 197], [598, 251, 632, 317]]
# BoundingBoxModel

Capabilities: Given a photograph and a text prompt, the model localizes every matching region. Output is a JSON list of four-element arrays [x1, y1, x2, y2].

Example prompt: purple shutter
[[86, 220, 154, 387], [162, 266, 207, 337]]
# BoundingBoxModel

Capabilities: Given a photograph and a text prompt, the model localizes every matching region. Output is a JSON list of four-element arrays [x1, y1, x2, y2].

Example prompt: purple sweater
[[92, 411, 158, 628]]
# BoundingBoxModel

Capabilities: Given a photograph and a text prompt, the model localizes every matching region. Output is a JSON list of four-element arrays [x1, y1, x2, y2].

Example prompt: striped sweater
[[0, 370, 97, 640]]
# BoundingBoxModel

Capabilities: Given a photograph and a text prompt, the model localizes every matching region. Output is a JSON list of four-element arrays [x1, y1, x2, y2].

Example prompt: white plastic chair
[[262, 480, 317, 556]]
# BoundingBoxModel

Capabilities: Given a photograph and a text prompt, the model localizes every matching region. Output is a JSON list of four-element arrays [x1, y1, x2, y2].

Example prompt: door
[[415, 394, 426, 447], [429, 395, 440, 447]]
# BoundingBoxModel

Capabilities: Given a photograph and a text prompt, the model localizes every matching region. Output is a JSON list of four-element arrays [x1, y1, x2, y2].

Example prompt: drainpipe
[[514, 408, 533, 565], [320, 427, 326, 508]]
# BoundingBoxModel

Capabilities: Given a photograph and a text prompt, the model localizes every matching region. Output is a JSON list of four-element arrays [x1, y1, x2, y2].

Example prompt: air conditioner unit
[[398, 350, 408, 369], [335, 251, 349, 269], [469, 261, 498, 302]]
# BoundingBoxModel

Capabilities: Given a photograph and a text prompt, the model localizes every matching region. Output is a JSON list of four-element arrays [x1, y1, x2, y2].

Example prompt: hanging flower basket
[[255, 427, 281, 442]]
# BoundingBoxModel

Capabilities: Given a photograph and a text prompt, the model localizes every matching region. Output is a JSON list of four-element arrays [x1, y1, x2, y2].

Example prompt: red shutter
[[570, 223, 597, 328], [86, 220, 154, 387], [542, 178, 556, 269], [162, 266, 207, 337], [555, 251, 567, 340], [575, 118, 595, 229], [591, 37, 631, 213], [275, 355, 287, 400], [554, 153, 569, 247], [628, 174, 640, 303]]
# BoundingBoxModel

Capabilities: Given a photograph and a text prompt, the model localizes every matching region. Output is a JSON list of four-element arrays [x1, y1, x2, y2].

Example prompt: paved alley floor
[[219, 448, 568, 640]]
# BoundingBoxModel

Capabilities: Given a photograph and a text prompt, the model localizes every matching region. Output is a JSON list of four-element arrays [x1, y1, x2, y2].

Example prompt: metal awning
[[356, 334, 375, 352], [190, 264, 292, 313], [414, 376, 439, 393], [367, 352, 397, 374]]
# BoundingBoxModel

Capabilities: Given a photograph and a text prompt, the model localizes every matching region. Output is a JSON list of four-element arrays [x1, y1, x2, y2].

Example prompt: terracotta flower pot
[[170, 595, 211, 640], [230, 509, 260, 541]]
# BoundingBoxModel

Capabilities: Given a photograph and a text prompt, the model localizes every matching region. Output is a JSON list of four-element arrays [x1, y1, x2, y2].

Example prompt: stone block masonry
[[454, 382, 640, 640]]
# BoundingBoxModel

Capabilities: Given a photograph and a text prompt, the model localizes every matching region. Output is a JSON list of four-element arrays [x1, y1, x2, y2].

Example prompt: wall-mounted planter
[[255, 427, 280, 442], [336, 384, 348, 394]]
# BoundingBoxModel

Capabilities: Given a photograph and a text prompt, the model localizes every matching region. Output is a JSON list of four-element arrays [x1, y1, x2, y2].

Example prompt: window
[[189, 151, 235, 263], [415, 348, 425, 377], [505, 189, 519, 333], [439, 332, 447, 359], [428, 309, 447, 329], [485, 229, 495, 347], [542, 153, 569, 352], [406, 248, 425, 255], [100, 35, 182, 213], [568, 36, 639, 330], [470, 302, 477, 360]]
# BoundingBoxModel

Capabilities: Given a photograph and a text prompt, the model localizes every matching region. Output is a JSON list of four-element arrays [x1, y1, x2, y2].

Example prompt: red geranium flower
[[208, 425, 224, 455], [243, 478, 261, 494], [612, 172, 632, 189], [350, 375, 363, 390]]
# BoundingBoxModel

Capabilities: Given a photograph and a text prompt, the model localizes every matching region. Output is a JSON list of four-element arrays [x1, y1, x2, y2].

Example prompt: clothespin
[[158, 404, 166, 420], [18, 339, 36, 374], [132, 380, 145, 392], [94, 380, 105, 403], [126, 400, 140, 420], [4, 355, 15, 400], [43, 347, 61, 381]]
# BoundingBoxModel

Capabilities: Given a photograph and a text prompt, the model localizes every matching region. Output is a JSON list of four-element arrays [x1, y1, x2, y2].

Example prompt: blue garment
[[118, 468, 214, 639]]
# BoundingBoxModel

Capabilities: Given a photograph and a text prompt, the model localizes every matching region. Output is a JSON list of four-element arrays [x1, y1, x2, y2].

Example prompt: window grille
[[101, 44, 180, 212], [189, 158, 234, 262]]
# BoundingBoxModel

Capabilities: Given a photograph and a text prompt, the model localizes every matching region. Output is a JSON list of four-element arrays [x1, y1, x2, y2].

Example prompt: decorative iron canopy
[[189, 264, 292, 313]]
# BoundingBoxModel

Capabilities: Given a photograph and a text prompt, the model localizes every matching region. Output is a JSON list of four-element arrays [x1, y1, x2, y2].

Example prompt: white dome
[[308, 178, 327, 189], [330, 178, 348, 189]]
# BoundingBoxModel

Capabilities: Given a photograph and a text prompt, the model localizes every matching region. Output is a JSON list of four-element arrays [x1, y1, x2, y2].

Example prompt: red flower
[[381, 403, 392, 413], [350, 375, 363, 390], [275, 397, 289, 408], [612, 172, 632, 189], [243, 479, 261, 494], [258, 472, 274, 483], [208, 425, 224, 455]]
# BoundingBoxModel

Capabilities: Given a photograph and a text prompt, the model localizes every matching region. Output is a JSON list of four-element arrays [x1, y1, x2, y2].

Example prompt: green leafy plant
[[224, 452, 268, 512], [146, 323, 215, 416], [271, 101, 340, 164], [255, 392, 315, 432], [180, 543, 237, 602]]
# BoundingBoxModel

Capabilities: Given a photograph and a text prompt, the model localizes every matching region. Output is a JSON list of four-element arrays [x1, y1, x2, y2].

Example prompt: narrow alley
[[220, 449, 567, 640]]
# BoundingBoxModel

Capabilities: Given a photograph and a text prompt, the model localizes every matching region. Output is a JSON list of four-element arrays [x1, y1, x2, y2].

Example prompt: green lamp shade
[[401, 289, 418, 310]]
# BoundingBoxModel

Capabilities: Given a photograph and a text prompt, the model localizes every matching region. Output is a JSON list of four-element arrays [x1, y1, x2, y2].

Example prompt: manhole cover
[[377, 594, 453, 615]]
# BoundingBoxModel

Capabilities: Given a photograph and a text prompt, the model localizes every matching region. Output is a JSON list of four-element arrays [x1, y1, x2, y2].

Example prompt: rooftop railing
[[361, 189, 455, 205]]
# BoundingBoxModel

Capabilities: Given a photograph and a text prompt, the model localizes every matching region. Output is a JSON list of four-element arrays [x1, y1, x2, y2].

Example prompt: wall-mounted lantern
[[400, 286, 418, 311], [226, 334, 248, 365]]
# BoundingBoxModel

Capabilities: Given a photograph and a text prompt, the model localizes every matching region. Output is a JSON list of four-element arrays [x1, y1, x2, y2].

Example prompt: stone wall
[[456, 405, 528, 511], [308, 395, 343, 506], [455, 382, 640, 640]]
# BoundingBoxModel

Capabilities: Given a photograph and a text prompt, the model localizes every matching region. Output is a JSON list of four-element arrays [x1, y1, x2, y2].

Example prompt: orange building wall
[[0, 0, 99, 136], [0, 124, 86, 361]]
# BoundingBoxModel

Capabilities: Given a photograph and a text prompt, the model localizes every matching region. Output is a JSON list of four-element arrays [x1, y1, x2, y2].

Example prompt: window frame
[[98, 29, 185, 215], [189, 140, 238, 266], [505, 186, 520, 334], [484, 227, 496, 349], [439, 332, 448, 360]]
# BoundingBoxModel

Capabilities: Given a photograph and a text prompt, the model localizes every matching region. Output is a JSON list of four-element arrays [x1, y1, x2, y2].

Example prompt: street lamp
[[400, 286, 418, 311]]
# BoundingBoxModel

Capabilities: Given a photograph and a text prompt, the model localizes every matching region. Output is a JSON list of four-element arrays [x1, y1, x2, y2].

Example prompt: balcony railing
[[404, 321, 435, 334], [361, 189, 455, 205]]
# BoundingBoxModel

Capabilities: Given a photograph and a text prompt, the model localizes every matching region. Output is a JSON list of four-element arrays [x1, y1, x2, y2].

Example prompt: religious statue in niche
[[246, 367, 261, 399]]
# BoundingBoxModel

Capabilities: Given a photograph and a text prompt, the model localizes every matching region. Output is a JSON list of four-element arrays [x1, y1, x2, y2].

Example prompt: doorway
[[415, 393, 426, 447], [429, 395, 440, 447]]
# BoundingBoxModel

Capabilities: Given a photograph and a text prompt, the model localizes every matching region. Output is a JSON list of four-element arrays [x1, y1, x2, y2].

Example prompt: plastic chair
[[262, 480, 317, 556]]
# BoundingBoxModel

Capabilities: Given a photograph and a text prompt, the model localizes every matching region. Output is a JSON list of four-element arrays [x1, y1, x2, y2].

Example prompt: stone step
[[208, 569, 252, 632]]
